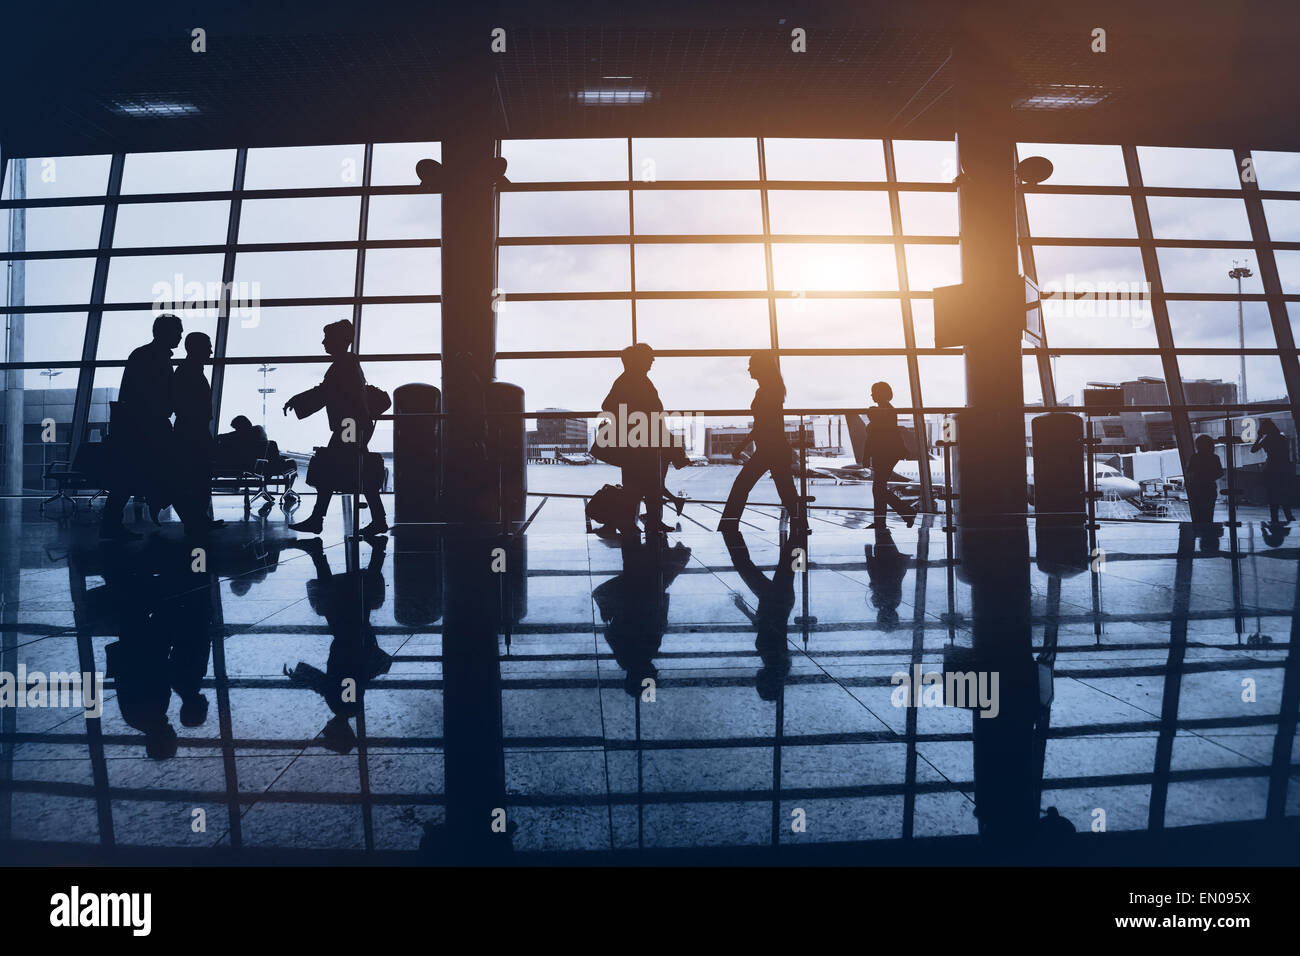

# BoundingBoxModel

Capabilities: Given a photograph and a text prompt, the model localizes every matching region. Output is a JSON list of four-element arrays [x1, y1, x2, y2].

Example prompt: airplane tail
[[843, 413, 868, 466]]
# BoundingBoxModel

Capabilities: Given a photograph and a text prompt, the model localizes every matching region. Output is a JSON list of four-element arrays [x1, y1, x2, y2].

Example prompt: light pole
[[1228, 261, 1253, 406], [257, 364, 277, 429], [40, 368, 62, 388]]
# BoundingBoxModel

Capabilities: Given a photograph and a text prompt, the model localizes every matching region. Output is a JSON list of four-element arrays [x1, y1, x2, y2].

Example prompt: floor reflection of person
[[101, 542, 216, 758], [723, 526, 802, 700], [593, 538, 692, 696], [283, 538, 392, 753], [1251, 418, 1295, 524], [865, 525, 909, 629]]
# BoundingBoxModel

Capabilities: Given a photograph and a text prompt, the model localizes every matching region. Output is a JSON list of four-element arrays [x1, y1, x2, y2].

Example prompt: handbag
[[365, 383, 391, 418]]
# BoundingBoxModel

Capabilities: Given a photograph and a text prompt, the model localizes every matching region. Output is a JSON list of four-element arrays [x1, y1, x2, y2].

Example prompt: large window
[[3, 139, 1298, 493]]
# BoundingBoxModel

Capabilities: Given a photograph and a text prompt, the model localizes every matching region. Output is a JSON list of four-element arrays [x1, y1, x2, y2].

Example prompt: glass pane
[[501, 139, 627, 183], [499, 245, 629, 293], [239, 196, 360, 243], [910, 298, 936, 348], [3, 204, 103, 252], [1168, 300, 1277, 348], [233, 250, 356, 299], [17, 370, 83, 488], [361, 303, 440, 355], [1146, 196, 1252, 240], [1050, 355, 1169, 408], [121, 149, 236, 194], [1016, 143, 1127, 186], [1277, 250, 1300, 294], [633, 190, 761, 235], [498, 300, 629, 352], [648, 356, 754, 409], [95, 311, 218, 361], [500, 191, 624, 237], [636, 299, 769, 350], [1034, 245, 1147, 295], [782, 355, 910, 408], [917, 355, 967, 407], [1024, 194, 1137, 238], [225, 305, 344, 358], [776, 298, 905, 348], [243, 144, 366, 190], [632, 139, 758, 181], [496, 357, 623, 410], [772, 243, 897, 291], [6, 312, 87, 366], [903, 244, 960, 291], [1177, 354, 1287, 405], [1263, 200, 1300, 242], [1137, 147, 1239, 189], [114, 200, 230, 247], [891, 141, 956, 183], [635, 244, 765, 291], [767, 190, 892, 234], [1157, 249, 1263, 294], [366, 193, 441, 240], [371, 142, 440, 186], [0, 256, 96, 307], [1250, 151, 1300, 191], [898, 192, 959, 235], [762, 139, 886, 181], [1022, 354, 1044, 406], [364, 247, 439, 296], [3, 155, 111, 200]]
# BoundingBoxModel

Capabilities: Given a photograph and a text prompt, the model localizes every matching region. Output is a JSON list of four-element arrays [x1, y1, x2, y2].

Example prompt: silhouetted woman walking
[[284, 319, 388, 538], [1251, 418, 1295, 524], [720, 352, 804, 530], [172, 332, 224, 536], [866, 381, 915, 529]]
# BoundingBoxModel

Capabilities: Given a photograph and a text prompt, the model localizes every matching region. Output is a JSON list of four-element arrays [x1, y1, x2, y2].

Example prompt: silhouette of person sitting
[[593, 537, 692, 696], [283, 319, 387, 538], [865, 525, 909, 629], [723, 526, 801, 700], [217, 415, 267, 462], [866, 381, 915, 529], [1184, 433, 1224, 527], [172, 331, 225, 536], [283, 538, 392, 753], [720, 352, 804, 531], [1251, 418, 1295, 524], [101, 313, 183, 539]]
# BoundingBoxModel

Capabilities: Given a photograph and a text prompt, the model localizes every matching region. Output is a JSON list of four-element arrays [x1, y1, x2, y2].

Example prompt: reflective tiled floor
[[1, 479, 1298, 863]]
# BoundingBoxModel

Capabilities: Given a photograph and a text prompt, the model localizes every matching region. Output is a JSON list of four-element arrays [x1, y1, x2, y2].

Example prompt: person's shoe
[[903, 513, 916, 529], [289, 515, 324, 535], [668, 492, 686, 516], [358, 518, 389, 538], [594, 524, 621, 540]]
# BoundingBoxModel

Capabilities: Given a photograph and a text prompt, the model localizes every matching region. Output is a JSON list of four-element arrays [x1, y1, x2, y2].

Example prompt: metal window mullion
[[884, 139, 934, 510], [1014, 145, 1056, 407], [628, 138, 637, 344], [352, 143, 374, 350], [1235, 147, 1300, 424], [1122, 145, 1194, 457], [757, 138, 779, 351], [209, 148, 247, 432], [69, 153, 124, 460]]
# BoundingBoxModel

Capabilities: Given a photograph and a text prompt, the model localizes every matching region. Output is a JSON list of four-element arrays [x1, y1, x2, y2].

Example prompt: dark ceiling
[[2, 0, 1298, 158]]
